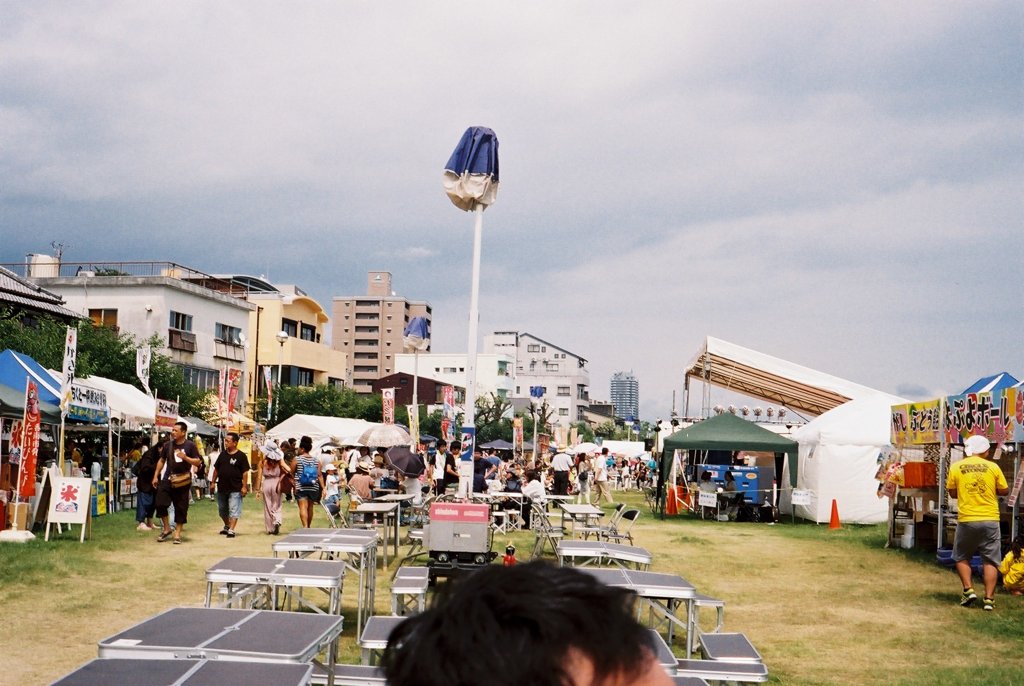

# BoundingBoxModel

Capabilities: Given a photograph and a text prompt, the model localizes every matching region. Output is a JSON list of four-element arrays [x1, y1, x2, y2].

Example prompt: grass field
[[1, 491, 1021, 685]]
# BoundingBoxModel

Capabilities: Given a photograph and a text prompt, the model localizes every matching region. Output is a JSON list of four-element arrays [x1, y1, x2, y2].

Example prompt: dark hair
[[1013, 535, 1024, 562], [299, 436, 313, 452], [525, 470, 540, 482], [174, 420, 188, 433], [381, 562, 656, 686], [226, 432, 240, 443], [437, 440, 447, 449]]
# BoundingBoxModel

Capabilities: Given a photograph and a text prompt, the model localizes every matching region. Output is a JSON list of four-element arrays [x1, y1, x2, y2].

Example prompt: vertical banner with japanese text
[[226, 367, 242, 414], [18, 380, 41, 498], [382, 388, 395, 424], [60, 327, 77, 418], [136, 346, 152, 395], [512, 416, 524, 456], [406, 404, 420, 447], [263, 366, 273, 421], [442, 385, 455, 441]]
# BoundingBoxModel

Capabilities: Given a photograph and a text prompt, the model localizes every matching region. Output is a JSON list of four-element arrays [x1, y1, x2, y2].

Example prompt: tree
[[260, 384, 385, 429]]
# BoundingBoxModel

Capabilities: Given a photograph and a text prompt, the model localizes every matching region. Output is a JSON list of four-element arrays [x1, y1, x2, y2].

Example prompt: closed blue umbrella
[[442, 127, 500, 495], [443, 126, 499, 211]]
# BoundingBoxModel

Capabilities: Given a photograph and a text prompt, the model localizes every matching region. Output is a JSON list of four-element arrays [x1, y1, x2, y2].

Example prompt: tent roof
[[45, 370, 155, 423], [793, 396, 897, 447], [961, 372, 1019, 394], [180, 415, 220, 437], [662, 413, 798, 455], [0, 349, 62, 405], [0, 382, 61, 423], [266, 414, 375, 444], [684, 337, 904, 416]]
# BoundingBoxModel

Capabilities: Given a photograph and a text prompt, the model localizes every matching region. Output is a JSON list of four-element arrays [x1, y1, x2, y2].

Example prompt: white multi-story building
[[394, 352, 515, 409], [26, 259, 255, 394], [482, 331, 590, 429]]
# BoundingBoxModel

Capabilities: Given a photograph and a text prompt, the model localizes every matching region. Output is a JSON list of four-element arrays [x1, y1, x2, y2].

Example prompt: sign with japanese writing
[[382, 388, 395, 424], [944, 387, 1024, 444], [226, 367, 242, 413], [60, 326, 77, 418], [791, 489, 812, 506], [406, 404, 420, 447], [512, 417, 524, 455], [136, 346, 151, 395], [698, 490, 718, 508], [155, 398, 178, 428], [17, 380, 41, 498], [67, 383, 108, 424], [47, 476, 92, 524], [891, 399, 943, 445]]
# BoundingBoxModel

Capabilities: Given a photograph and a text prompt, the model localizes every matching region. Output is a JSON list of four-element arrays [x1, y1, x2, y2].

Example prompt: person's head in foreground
[[381, 561, 673, 686]]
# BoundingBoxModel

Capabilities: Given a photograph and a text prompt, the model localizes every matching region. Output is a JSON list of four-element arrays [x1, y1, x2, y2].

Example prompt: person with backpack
[[574, 452, 592, 505], [293, 435, 324, 528]]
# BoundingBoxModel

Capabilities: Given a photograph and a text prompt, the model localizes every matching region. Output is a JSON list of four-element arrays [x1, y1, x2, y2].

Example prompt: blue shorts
[[217, 491, 243, 520]]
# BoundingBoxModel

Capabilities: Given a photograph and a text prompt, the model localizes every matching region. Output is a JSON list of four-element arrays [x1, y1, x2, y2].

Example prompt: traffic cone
[[829, 499, 841, 529]]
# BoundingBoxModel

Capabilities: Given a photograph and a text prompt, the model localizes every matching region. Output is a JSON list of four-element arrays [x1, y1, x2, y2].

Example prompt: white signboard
[[156, 398, 179, 428], [791, 489, 813, 506], [697, 491, 718, 508], [45, 475, 92, 542]]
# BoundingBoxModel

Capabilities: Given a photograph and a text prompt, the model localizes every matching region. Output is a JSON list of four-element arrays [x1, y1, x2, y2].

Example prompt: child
[[998, 534, 1024, 596]]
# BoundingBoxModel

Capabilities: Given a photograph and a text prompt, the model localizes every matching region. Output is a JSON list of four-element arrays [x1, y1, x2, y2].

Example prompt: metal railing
[[1, 260, 248, 296]]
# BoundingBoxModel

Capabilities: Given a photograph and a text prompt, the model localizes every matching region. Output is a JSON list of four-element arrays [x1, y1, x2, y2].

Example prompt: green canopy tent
[[657, 413, 798, 516], [0, 382, 61, 424]]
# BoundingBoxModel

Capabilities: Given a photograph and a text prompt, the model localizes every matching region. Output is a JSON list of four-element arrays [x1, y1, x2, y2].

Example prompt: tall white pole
[[459, 205, 484, 497], [411, 349, 419, 449]]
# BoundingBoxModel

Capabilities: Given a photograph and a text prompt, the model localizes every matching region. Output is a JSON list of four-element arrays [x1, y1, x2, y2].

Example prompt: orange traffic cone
[[829, 499, 841, 529]]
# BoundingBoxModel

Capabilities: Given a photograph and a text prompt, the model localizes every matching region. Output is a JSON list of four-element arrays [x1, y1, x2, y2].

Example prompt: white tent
[[79, 375, 155, 427], [600, 440, 647, 458], [266, 414, 375, 446], [783, 394, 905, 524]]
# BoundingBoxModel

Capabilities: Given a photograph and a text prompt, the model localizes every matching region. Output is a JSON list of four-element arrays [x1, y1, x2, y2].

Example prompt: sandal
[[173, 537, 182, 545], [156, 530, 172, 542]]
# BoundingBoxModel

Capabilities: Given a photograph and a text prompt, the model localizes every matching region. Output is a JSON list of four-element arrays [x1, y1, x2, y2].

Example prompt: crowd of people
[[114, 429, 660, 541]]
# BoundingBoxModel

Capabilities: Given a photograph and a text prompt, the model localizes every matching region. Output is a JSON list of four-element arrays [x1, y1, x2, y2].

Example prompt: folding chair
[[578, 503, 626, 540], [320, 500, 345, 528], [599, 508, 640, 545], [530, 503, 564, 559]]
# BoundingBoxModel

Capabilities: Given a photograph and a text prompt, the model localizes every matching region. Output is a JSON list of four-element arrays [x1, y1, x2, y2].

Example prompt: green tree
[[260, 384, 386, 429]]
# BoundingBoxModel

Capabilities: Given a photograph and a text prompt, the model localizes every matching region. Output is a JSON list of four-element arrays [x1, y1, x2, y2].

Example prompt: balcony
[[168, 329, 198, 352]]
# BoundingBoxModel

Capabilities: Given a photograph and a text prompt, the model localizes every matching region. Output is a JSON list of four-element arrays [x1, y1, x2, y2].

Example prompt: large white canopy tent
[[784, 395, 906, 524], [266, 414, 375, 447], [682, 337, 906, 522], [683, 336, 896, 417]]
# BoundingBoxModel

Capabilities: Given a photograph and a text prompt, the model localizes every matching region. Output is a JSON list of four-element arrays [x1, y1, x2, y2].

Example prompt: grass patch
[[2, 489, 1022, 684]]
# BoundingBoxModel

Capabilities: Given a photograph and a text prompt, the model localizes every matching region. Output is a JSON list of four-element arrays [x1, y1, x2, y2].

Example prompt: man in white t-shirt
[[593, 448, 614, 504], [345, 445, 362, 482]]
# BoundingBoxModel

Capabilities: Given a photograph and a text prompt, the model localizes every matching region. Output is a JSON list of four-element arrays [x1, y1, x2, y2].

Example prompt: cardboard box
[[7, 502, 30, 531]]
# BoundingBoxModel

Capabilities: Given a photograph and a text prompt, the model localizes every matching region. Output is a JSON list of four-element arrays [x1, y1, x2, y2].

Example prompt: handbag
[[169, 471, 192, 489]]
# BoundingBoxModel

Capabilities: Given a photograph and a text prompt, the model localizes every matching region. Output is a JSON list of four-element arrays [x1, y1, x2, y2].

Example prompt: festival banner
[[890, 399, 943, 445], [60, 326, 77, 418], [18, 380, 41, 498], [9, 419, 23, 465], [406, 404, 420, 446], [217, 367, 227, 417], [155, 398, 179, 428], [944, 387, 1023, 444], [512, 416, 524, 455], [226, 367, 242, 413], [442, 385, 455, 440], [382, 388, 395, 424], [136, 346, 152, 395], [263, 366, 273, 421]]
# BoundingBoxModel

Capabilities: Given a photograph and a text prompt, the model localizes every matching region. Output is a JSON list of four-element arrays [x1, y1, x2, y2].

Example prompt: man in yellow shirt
[[945, 435, 1009, 611]]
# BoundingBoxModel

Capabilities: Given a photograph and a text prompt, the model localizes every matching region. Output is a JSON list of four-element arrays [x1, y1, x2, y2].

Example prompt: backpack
[[298, 460, 319, 487]]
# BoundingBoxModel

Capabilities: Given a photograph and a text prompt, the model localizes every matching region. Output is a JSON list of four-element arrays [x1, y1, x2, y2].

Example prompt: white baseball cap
[[964, 435, 991, 456]]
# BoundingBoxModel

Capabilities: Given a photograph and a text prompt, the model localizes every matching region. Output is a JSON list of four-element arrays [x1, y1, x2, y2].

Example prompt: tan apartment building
[[331, 272, 431, 394]]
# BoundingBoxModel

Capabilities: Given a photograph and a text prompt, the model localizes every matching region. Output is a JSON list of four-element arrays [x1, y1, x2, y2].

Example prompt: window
[[281, 318, 298, 337], [558, 408, 569, 416], [557, 386, 570, 396], [88, 308, 118, 329], [527, 344, 540, 353], [215, 323, 242, 345], [296, 369, 314, 386], [355, 313, 378, 320], [541, 346, 547, 352], [355, 326, 379, 333], [546, 363, 559, 372], [169, 311, 192, 331], [444, 367, 457, 373], [300, 323, 316, 341], [178, 364, 218, 390]]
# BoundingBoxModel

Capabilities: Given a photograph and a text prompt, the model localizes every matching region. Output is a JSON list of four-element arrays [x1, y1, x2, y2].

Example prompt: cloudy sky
[[2, 2, 1021, 420]]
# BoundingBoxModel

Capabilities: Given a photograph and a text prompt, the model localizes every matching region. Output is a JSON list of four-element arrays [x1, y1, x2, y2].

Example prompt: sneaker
[[219, 527, 230, 535], [960, 588, 978, 607], [226, 530, 236, 538], [982, 598, 994, 611], [136, 522, 151, 531]]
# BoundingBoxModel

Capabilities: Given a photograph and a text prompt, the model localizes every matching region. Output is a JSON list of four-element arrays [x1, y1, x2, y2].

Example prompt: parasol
[[386, 445, 426, 478], [357, 423, 412, 448]]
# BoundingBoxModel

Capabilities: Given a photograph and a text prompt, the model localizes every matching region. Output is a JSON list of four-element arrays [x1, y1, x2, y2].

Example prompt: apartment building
[[331, 272, 431, 394], [482, 330, 590, 429]]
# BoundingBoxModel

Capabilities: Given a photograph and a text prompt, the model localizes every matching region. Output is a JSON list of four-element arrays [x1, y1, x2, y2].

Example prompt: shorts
[[952, 520, 1001, 565], [217, 491, 243, 520], [155, 481, 190, 524], [295, 486, 321, 503]]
